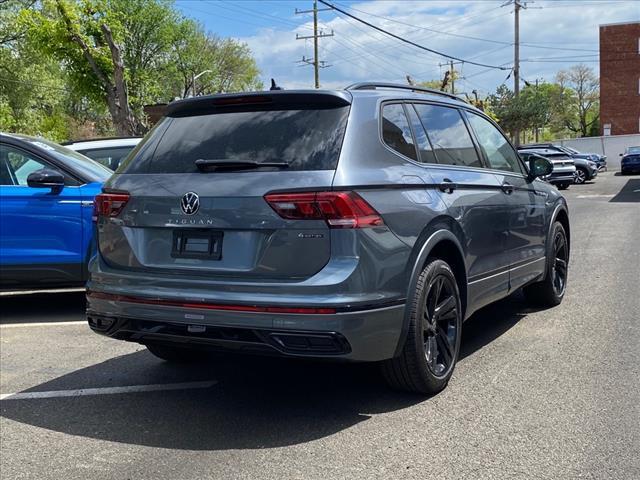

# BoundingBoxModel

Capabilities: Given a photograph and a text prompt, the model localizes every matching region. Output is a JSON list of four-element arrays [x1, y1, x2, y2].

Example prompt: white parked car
[[64, 137, 141, 171]]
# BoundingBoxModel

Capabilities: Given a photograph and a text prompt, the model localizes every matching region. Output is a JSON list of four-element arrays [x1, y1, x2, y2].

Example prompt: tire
[[146, 344, 206, 363], [381, 259, 462, 395], [557, 182, 570, 190], [523, 221, 569, 308], [574, 167, 588, 184]]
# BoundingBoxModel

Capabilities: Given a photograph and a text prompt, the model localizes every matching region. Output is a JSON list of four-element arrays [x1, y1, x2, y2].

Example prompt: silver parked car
[[64, 137, 141, 171], [87, 83, 570, 394]]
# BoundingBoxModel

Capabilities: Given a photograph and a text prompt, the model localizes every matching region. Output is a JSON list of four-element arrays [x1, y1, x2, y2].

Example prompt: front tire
[[574, 167, 588, 184], [146, 344, 206, 363], [382, 259, 462, 395], [523, 221, 569, 307], [557, 182, 570, 190]]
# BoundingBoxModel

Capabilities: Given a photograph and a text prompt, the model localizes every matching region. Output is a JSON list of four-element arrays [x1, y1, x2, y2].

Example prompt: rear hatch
[[97, 91, 352, 280]]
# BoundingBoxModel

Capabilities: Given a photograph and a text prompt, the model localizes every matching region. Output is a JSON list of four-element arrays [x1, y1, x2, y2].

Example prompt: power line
[[317, 0, 510, 70], [332, 1, 598, 53], [209, 0, 313, 30], [329, 8, 512, 66]]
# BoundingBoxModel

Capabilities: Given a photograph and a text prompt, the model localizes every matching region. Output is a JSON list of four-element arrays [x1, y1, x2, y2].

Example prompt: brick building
[[599, 21, 640, 136]]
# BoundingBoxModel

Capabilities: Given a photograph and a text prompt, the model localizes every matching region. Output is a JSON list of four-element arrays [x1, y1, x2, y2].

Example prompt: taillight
[[93, 192, 130, 222], [264, 191, 384, 229]]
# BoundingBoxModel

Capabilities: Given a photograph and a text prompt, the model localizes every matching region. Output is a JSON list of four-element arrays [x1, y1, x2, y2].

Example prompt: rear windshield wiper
[[195, 159, 289, 172]]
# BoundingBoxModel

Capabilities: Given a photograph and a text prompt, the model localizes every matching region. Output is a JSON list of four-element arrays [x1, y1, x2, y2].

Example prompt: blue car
[[0, 133, 112, 289], [620, 146, 640, 175]]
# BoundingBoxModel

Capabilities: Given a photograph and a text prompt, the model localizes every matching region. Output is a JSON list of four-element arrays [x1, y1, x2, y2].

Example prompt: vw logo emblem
[[181, 192, 200, 215]]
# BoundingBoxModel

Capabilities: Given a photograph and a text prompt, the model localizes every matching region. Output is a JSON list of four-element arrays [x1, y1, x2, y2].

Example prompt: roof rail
[[345, 82, 465, 102]]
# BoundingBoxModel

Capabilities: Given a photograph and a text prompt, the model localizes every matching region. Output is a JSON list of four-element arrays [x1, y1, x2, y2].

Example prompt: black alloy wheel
[[551, 229, 568, 297], [381, 258, 462, 394], [422, 274, 459, 378], [523, 221, 569, 307]]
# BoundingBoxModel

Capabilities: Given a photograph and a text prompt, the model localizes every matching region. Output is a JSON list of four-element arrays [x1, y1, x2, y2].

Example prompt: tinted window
[[0, 145, 67, 186], [381, 104, 417, 161], [24, 138, 112, 182], [466, 112, 523, 174], [407, 105, 437, 163], [81, 146, 134, 171], [413, 104, 481, 168], [123, 107, 350, 174]]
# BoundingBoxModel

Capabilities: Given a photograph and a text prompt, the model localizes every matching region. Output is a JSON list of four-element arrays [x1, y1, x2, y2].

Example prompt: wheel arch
[[393, 219, 468, 357]]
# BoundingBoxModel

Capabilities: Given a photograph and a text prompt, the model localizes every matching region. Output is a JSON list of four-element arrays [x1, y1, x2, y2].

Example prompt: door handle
[[438, 179, 457, 194], [501, 182, 514, 195]]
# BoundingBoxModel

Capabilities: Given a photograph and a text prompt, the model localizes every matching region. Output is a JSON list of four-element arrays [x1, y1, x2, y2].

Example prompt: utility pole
[[296, 0, 334, 88], [534, 78, 539, 142], [507, 0, 527, 146], [450, 60, 455, 95], [439, 60, 463, 95]]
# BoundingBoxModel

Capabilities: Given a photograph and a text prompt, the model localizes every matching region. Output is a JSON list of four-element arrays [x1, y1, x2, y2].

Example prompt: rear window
[[122, 107, 350, 174]]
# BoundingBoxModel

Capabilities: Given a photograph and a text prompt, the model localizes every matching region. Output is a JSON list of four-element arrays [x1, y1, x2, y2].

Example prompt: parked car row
[[517, 143, 602, 189]]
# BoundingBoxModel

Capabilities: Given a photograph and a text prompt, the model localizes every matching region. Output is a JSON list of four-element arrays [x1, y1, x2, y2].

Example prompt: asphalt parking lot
[[1, 171, 638, 480]]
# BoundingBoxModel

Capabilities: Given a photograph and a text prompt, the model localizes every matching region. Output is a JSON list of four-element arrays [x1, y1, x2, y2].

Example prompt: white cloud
[[237, 1, 639, 95]]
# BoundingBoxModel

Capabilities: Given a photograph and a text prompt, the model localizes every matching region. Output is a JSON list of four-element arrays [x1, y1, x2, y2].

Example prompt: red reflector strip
[[86, 291, 336, 315]]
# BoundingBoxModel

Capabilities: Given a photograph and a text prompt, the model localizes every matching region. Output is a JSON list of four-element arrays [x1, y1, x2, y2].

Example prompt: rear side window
[[406, 105, 437, 164], [466, 112, 523, 174], [413, 104, 482, 168], [81, 147, 134, 171], [122, 107, 350, 173], [381, 104, 418, 161]]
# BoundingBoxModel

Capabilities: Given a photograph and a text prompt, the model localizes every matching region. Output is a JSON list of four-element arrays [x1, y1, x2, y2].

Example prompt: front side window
[[413, 104, 482, 168], [381, 103, 418, 161], [466, 112, 524, 174], [0, 146, 65, 186]]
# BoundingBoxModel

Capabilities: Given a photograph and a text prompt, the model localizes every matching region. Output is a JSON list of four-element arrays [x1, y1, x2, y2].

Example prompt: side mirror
[[527, 154, 553, 180], [619, 153, 623, 157], [27, 169, 65, 193]]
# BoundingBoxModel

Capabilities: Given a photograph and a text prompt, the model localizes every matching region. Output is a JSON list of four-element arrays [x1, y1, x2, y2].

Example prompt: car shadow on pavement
[[609, 178, 640, 203], [0, 291, 85, 324], [0, 293, 538, 451]]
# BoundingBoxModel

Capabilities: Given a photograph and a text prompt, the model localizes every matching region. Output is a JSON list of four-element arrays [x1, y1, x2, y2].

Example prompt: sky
[[175, 0, 640, 96]]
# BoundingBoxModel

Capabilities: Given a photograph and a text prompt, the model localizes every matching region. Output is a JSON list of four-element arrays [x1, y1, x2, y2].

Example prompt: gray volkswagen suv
[[87, 83, 570, 394]]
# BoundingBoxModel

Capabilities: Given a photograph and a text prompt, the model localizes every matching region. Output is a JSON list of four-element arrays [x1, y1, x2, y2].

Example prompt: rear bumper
[[87, 294, 405, 362]]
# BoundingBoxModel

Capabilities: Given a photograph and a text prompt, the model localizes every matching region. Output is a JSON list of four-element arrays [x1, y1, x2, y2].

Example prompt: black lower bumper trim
[[87, 314, 351, 356]]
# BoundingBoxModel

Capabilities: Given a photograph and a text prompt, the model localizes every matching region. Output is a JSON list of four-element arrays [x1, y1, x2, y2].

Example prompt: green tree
[[19, 0, 261, 136], [1, 0, 74, 140]]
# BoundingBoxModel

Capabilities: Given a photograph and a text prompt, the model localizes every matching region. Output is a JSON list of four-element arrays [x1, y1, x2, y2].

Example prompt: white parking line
[[0, 288, 84, 297], [0, 321, 87, 329], [0, 380, 217, 400], [576, 194, 615, 198]]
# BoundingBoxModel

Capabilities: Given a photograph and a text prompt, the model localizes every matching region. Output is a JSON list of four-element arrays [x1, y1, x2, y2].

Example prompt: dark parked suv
[[87, 83, 570, 394]]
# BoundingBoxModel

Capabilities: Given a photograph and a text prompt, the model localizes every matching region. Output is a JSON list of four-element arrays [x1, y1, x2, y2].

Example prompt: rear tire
[[146, 344, 206, 363], [381, 259, 462, 395], [523, 221, 569, 307], [557, 182, 570, 190]]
